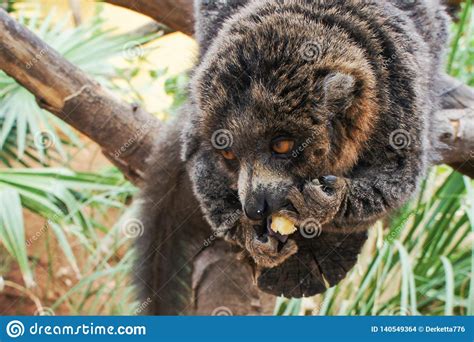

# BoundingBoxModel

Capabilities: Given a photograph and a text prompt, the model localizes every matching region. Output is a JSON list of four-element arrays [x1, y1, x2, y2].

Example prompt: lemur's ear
[[195, 0, 250, 55], [323, 72, 356, 112]]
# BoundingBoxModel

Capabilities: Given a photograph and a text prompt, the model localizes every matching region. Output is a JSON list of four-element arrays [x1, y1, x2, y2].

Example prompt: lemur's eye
[[271, 139, 295, 155], [220, 149, 237, 160]]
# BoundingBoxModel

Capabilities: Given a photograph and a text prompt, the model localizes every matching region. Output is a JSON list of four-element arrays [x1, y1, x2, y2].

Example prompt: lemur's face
[[183, 14, 378, 233]]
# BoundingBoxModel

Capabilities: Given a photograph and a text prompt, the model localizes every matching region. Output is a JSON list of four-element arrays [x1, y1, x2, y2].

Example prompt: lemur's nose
[[244, 193, 270, 220]]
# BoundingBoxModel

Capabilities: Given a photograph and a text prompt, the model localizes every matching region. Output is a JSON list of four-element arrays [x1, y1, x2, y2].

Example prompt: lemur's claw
[[320, 175, 337, 186]]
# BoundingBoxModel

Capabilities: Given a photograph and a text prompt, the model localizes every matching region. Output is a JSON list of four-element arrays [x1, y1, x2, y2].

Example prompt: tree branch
[[104, 0, 194, 36], [0, 9, 161, 183], [436, 75, 474, 177]]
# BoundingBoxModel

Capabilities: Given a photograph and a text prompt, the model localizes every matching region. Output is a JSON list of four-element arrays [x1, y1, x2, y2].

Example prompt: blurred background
[[0, 0, 473, 316]]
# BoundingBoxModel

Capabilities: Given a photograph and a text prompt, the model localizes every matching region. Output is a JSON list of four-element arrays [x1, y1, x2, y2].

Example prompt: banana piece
[[270, 215, 297, 236]]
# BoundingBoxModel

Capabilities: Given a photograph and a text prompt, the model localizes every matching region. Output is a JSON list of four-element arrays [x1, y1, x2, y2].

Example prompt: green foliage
[[0, 168, 134, 288], [164, 73, 190, 115], [0, 4, 151, 314]]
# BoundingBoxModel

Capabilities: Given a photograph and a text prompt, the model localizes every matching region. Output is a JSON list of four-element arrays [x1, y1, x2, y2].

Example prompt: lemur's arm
[[335, 156, 421, 228], [288, 143, 424, 230]]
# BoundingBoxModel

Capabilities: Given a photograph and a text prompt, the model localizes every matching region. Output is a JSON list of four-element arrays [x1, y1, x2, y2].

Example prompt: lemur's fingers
[[277, 209, 299, 223], [303, 181, 334, 205], [287, 186, 310, 216], [319, 175, 347, 194], [245, 226, 298, 268]]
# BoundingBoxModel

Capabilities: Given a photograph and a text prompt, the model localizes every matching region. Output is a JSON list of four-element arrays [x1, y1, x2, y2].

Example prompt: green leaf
[[0, 188, 35, 287]]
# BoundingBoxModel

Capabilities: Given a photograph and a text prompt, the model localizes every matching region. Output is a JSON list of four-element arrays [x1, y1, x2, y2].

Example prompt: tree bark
[[0, 6, 473, 316], [104, 0, 194, 36]]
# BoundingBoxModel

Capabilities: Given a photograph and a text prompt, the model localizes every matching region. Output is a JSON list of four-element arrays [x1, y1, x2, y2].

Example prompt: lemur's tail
[[133, 120, 207, 315]]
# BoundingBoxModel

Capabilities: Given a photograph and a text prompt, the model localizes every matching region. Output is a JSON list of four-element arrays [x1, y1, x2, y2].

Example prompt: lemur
[[135, 0, 450, 314]]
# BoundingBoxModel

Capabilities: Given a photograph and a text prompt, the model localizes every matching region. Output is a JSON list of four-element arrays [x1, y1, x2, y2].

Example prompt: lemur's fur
[[135, 0, 451, 314]]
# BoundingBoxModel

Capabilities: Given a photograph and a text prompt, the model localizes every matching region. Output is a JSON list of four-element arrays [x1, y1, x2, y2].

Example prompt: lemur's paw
[[243, 219, 298, 268], [288, 175, 347, 225], [257, 229, 369, 298]]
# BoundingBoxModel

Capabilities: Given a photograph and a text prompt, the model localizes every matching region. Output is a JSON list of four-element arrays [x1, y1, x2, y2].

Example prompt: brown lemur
[[135, 0, 451, 313]]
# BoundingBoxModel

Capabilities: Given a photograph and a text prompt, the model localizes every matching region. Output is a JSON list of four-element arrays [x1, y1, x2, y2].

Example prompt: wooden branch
[[104, 0, 194, 36], [128, 21, 175, 37], [0, 9, 161, 183], [435, 75, 474, 177]]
